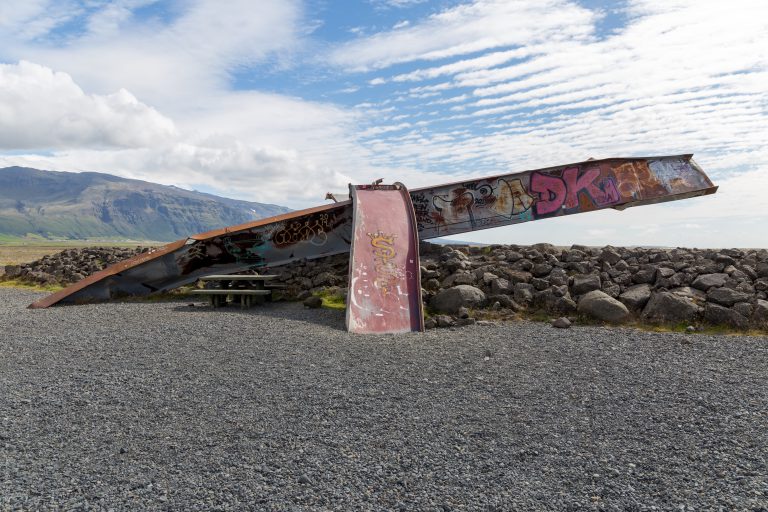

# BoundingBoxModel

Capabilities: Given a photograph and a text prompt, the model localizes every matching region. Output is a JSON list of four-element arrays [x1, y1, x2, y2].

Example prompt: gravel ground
[[1, 288, 766, 511]]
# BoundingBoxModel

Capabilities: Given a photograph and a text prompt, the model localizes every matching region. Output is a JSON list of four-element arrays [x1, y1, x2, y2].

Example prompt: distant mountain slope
[[0, 167, 291, 241]]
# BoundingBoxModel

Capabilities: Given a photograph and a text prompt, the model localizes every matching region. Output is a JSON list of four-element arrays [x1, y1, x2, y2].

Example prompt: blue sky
[[0, 0, 766, 247]]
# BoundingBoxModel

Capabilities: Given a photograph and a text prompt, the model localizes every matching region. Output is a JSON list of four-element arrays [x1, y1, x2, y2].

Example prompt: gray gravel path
[[1, 288, 767, 511]]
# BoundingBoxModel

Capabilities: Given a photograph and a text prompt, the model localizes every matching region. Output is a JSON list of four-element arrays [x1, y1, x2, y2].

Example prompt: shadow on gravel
[[169, 301, 348, 331]]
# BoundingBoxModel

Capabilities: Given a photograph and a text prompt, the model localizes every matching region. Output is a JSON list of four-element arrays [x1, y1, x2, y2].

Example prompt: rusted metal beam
[[411, 154, 716, 238], [29, 154, 716, 308]]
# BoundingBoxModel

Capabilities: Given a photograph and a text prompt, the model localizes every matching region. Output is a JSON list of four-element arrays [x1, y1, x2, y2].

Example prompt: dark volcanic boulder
[[642, 291, 702, 324], [312, 272, 342, 287], [577, 290, 630, 323], [487, 294, 521, 311], [533, 287, 576, 314], [599, 246, 622, 265], [572, 274, 601, 295], [548, 268, 568, 287], [3, 265, 21, 278], [704, 303, 749, 329], [601, 282, 621, 298], [733, 302, 754, 318], [619, 284, 652, 311], [431, 285, 486, 314], [513, 283, 534, 305], [692, 273, 728, 291], [505, 270, 533, 284], [632, 266, 657, 284], [752, 299, 768, 327], [669, 286, 707, 302], [490, 277, 512, 295], [531, 263, 553, 277], [706, 287, 753, 307]]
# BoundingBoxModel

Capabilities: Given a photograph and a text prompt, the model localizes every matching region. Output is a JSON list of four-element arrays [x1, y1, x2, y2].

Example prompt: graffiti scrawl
[[30, 155, 716, 308], [368, 231, 399, 295]]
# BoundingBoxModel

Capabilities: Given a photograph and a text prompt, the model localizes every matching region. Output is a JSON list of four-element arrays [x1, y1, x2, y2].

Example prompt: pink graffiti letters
[[562, 167, 620, 209], [529, 173, 566, 215], [531, 166, 620, 216]]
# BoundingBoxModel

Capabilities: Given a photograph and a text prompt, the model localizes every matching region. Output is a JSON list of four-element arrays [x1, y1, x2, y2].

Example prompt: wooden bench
[[189, 274, 279, 308]]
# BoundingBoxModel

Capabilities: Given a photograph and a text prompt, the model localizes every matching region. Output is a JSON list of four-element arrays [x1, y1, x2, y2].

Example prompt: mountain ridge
[[0, 167, 291, 242]]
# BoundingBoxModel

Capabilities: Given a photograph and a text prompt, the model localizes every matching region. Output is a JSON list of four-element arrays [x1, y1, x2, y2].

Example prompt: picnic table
[[187, 274, 281, 308]]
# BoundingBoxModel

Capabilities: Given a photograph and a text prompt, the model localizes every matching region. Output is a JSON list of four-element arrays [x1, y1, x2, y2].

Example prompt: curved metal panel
[[346, 183, 424, 333]]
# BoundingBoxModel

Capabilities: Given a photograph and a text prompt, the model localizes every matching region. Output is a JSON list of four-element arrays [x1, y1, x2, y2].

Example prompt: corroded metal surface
[[29, 203, 354, 308], [412, 155, 716, 238], [30, 154, 716, 309], [346, 183, 424, 333]]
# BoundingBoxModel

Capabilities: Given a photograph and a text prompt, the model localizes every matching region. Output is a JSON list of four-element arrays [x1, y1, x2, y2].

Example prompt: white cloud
[[1, 0, 767, 248], [389, 45, 547, 83], [0, 62, 405, 207], [0, 1, 379, 207], [347, 0, 768, 184], [0, 0, 81, 41], [329, 0, 597, 71], [0, 61, 177, 149], [84, 2, 145, 39], [3, 0, 304, 109], [170, 91, 366, 170]]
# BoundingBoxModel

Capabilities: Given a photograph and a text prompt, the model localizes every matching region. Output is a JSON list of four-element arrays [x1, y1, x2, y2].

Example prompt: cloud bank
[[0, 0, 766, 247], [0, 61, 176, 149]]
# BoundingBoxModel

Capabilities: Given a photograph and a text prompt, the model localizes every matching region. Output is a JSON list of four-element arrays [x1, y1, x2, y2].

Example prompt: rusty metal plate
[[411, 155, 716, 238], [29, 203, 354, 308], [346, 183, 424, 333]]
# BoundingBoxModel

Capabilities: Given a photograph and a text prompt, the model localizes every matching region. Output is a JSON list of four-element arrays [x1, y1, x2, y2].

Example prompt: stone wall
[[274, 242, 768, 330], [4, 243, 767, 330], [2, 247, 147, 286]]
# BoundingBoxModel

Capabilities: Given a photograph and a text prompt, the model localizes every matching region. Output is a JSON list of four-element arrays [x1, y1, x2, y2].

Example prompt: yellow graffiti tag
[[367, 231, 399, 295]]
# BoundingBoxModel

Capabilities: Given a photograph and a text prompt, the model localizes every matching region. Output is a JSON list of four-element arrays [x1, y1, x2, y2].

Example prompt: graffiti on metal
[[412, 156, 714, 238], [29, 155, 716, 309], [272, 212, 340, 248], [30, 205, 354, 307], [346, 184, 424, 333], [368, 231, 399, 296]]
